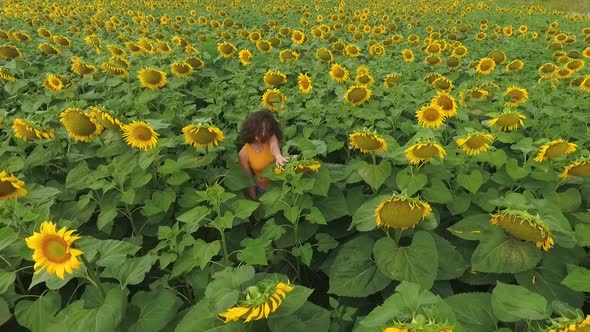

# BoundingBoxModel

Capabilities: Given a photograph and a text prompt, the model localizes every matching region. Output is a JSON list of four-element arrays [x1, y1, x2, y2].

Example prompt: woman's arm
[[238, 148, 257, 199], [269, 135, 289, 167]]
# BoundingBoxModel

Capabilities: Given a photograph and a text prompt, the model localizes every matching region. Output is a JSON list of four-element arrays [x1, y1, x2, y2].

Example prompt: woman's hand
[[275, 154, 289, 167]]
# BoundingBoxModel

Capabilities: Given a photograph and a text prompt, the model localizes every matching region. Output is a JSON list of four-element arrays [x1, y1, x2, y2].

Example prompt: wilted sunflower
[[580, 76, 590, 93], [416, 104, 446, 128], [261, 89, 286, 111], [170, 62, 193, 78], [88, 106, 122, 130], [25, 221, 83, 279], [60, 108, 103, 142], [560, 158, 590, 178], [430, 91, 457, 117], [138, 67, 167, 90], [122, 120, 159, 150], [297, 73, 312, 94], [488, 112, 526, 131], [43, 75, 65, 92], [349, 130, 387, 153], [533, 139, 577, 162], [456, 133, 494, 155], [383, 73, 400, 88], [219, 281, 294, 323], [329, 63, 349, 83], [405, 142, 447, 164], [217, 41, 236, 58], [38, 43, 60, 55], [476, 57, 496, 75], [402, 49, 415, 62], [182, 124, 224, 148], [374, 194, 432, 229], [506, 60, 524, 73], [432, 77, 453, 91], [490, 210, 554, 251], [238, 49, 252, 66], [263, 70, 287, 87], [316, 48, 334, 62], [344, 85, 372, 106], [13, 118, 55, 141], [0, 45, 23, 59], [504, 86, 528, 107], [291, 30, 306, 44], [0, 68, 16, 82], [293, 160, 321, 173], [0, 170, 27, 201]]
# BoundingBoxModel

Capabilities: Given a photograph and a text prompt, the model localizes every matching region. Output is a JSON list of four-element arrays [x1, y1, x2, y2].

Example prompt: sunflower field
[[1, 0, 590, 331]]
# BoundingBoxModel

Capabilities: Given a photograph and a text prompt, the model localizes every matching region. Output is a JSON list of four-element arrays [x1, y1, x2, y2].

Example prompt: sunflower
[[157, 41, 172, 54], [583, 47, 590, 59], [13, 119, 55, 141], [383, 73, 400, 88], [384, 323, 452, 332], [424, 73, 443, 84], [60, 108, 103, 142], [138, 67, 167, 90], [291, 29, 306, 44], [43, 75, 65, 93], [369, 44, 385, 56], [88, 106, 123, 130], [185, 56, 205, 69], [344, 85, 372, 106], [432, 77, 453, 91], [107, 44, 126, 57], [541, 314, 590, 332], [238, 49, 252, 66], [293, 160, 322, 173], [506, 60, 524, 73], [533, 139, 577, 162], [349, 130, 387, 153], [122, 120, 159, 150], [405, 142, 447, 164], [297, 73, 312, 94], [217, 41, 236, 58], [219, 281, 294, 323], [101, 63, 129, 78], [182, 124, 224, 148], [256, 40, 272, 53], [25, 221, 83, 279], [553, 68, 573, 80], [424, 55, 442, 66], [430, 91, 457, 117], [71, 58, 97, 76], [488, 112, 526, 131], [37, 27, 52, 39], [344, 44, 361, 57], [402, 49, 415, 62], [170, 62, 193, 78], [316, 48, 334, 62], [566, 59, 585, 72], [416, 104, 446, 128], [452, 45, 468, 58], [263, 70, 287, 87], [467, 88, 490, 100], [456, 133, 494, 155], [0, 45, 23, 59], [261, 89, 286, 111], [52, 36, 71, 47], [355, 73, 374, 86], [504, 86, 528, 107], [125, 42, 143, 55], [488, 50, 507, 64], [580, 76, 590, 93], [374, 194, 432, 229], [0, 171, 27, 201], [490, 210, 554, 251], [446, 56, 461, 69], [0, 68, 16, 82], [278, 49, 299, 64], [560, 158, 590, 178], [38, 43, 60, 55], [329, 63, 349, 83], [476, 57, 496, 75]]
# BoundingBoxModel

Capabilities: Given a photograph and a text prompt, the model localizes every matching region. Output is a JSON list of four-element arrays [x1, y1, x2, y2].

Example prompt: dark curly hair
[[239, 109, 282, 144]]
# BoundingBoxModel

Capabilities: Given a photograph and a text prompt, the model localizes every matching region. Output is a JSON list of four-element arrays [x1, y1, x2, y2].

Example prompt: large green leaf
[[129, 288, 182, 332], [350, 195, 388, 232], [15, 291, 61, 332], [268, 302, 330, 332], [270, 285, 313, 318], [432, 234, 468, 280], [357, 160, 391, 191], [396, 170, 427, 196], [0, 269, 15, 294], [175, 298, 244, 332], [373, 231, 438, 289], [328, 235, 390, 297], [471, 231, 542, 273], [457, 170, 484, 194], [0, 298, 10, 326], [561, 265, 590, 292], [491, 282, 551, 322], [103, 253, 157, 288], [446, 293, 497, 332]]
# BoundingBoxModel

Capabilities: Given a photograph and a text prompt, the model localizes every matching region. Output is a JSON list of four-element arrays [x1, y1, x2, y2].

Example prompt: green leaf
[[309, 165, 331, 196], [432, 234, 468, 280], [103, 253, 157, 288], [446, 293, 497, 332], [561, 265, 590, 292], [315, 233, 339, 253], [237, 237, 270, 265], [491, 282, 550, 322], [167, 171, 190, 186], [458, 170, 484, 193], [97, 207, 118, 231], [315, 187, 349, 222], [224, 163, 255, 191], [373, 231, 438, 289], [129, 288, 181, 332], [396, 171, 427, 196], [65, 161, 90, 190], [271, 285, 314, 318], [351, 195, 388, 231], [175, 298, 243, 332], [306, 207, 327, 225], [204, 266, 255, 313], [447, 214, 501, 241], [192, 239, 221, 269], [292, 243, 313, 267], [231, 199, 260, 219], [575, 224, 590, 246], [0, 269, 16, 294], [504, 158, 530, 180], [328, 235, 390, 297], [357, 160, 391, 191], [471, 231, 542, 273], [177, 205, 210, 232], [0, 298, 10, 326], [268, 302, 330, 332], [15, 291, 61, 332], [0, 227, 18, 252], [422, 178, 453, 203]]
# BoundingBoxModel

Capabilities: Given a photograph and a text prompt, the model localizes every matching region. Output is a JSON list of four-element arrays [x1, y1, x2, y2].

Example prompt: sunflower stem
[[371, 152, 376, 166], [394, 229, 403, 246], [80, 255, 106, 299], [219, 229, 230, 266]]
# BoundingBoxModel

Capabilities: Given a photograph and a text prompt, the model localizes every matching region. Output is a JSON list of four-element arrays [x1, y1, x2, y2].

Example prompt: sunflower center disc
[[424, 109, 440, 121], [496, 114, 520, 127], [413, 145, 439, 158], [544, 142, 569, 158], [0, 180, 17, 197], [194, 128, 216, 144], [66, 112, 97, 136], [145, 72, 163, 84], [133, 127, 153, 141], [496, 216, 545, 242], [570, 162, 590, 177], [348, 88, 367, 102], [436, 98, 453, 111], [354, 135, 382, 150], [43, 236, 70, 263], [378, 200, 424, 228], [467, 135, 486, 149]]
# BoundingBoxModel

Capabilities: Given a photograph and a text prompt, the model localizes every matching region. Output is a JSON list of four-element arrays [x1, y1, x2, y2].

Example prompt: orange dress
[[243, 143, 275, 187]]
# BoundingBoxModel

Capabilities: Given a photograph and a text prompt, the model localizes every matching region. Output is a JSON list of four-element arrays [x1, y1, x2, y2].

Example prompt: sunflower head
[[404, 142, 447, 164], [219, 281, 294, 323], [344, 85, 372, 106], [279, 49, 299, 64], [329, 63, 349, 83], [488, 112, 526, 131], [182, 124, 224, 148], [238, 49, 252, 66], [0, 170, 27, 201], [430, 91, 457, 117], [186, 56, 205, 69], [349, 130, 387, 153], [344, 44, 360, 57], [432, 77, 453, 91], [88, 106, 123, 130], [541, 314, 590, 332], [43, 74, 66, 93], [13, 118, 55, 141], [170, 62, 193, 78], [38, 43, 61, 55], [533, 139, 577, 162], [101, 63, 129, 78], [416, 104, 446, 128], [0, 45, 23, 59], [490, 210, 554, 251], [560, 157, 590, 179], [25, 221, 83, 279], [297, 73, 312, 94], [504, 86, 528, 107], [138, 67, 167, 90], [316, 48, 334, 62], [355, 73, 374, 86], [488, 50, 507, 64], [217, 41, 237, 58], [0, 68, 16, 82], [374, 194, 432, 229], [402, 49, 415, 62], [263, 70, 287, 87], [456, 132, 494, 156], [506, 59, 524, 73], [122, 120, 159, 150], [60, 108, 103, 142], [476, 57, 496, 75], [261, 89, 286, 111], [383, 73, 401, 88]]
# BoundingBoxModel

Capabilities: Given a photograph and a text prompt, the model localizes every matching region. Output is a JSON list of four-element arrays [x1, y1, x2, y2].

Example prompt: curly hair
[[239, 109, 282, 144]]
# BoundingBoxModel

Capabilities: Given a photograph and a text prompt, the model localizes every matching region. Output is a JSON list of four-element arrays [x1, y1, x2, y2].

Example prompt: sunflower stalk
[[80, 255, 106, 300]]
